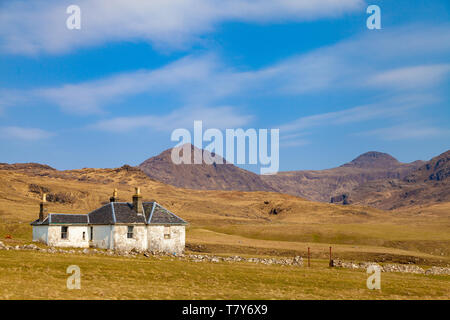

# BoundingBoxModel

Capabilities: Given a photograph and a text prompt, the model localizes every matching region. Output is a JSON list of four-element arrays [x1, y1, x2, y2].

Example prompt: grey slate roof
[[111, 202, 147, 224], [148, 203, 187, 224], [31, 213, 88, 225], [31, 201, 187, 226], [88, 203, 115, 225]]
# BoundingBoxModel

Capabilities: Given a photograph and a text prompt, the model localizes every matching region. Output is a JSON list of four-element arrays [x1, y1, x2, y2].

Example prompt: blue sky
[[0, 0, 449, 172]]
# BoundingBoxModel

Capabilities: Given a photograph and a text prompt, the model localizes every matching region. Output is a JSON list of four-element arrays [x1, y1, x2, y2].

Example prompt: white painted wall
[[147, 225, 185, 254], [32, 225, 48, 244], [113, 225, 147, 252], [90, 225, 113, 249], [47, 225, 89, 248], [32, 224, 186, 253]]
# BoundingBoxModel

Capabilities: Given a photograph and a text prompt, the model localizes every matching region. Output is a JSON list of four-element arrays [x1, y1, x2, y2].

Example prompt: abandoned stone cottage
[[30, 188, 187, 254]]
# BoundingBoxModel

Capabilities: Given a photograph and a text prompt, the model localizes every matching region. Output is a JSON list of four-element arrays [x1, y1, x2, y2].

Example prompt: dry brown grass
[[0, 166, 449, 299], [0, 250, 448, 300]]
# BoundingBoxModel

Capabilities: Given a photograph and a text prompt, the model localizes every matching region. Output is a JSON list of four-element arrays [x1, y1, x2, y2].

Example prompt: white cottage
[[31, 188, 188, 254]]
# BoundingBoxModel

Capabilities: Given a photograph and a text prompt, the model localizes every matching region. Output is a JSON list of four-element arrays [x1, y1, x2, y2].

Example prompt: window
[[90, 227, 93, 241], [82, 232, 86, 240], [164, 226, 171, 239], [61, 226, 68, 239], [127, 226, 134, 239]]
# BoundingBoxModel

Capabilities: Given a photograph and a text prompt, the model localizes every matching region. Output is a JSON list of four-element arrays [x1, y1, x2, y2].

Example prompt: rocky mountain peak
[[342, 151, 400, 169]]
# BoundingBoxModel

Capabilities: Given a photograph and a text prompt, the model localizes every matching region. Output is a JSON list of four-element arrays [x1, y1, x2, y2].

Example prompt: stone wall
[[2, 242, 449, 276], [332, 259, 450, 275]]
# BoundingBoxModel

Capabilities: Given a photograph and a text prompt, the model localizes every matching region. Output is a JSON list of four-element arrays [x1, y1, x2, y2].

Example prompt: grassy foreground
[[0, 250, 448, 300], [0, 168, 448, 299]]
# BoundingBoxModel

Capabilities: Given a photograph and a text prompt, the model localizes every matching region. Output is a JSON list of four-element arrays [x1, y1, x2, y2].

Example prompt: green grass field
[[0, 250, 448, 300]]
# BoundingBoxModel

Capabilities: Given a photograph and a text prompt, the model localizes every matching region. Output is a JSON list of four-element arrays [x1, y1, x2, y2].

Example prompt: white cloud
[[367, 64, 450, 90], [19, 23, 448, 115], [0, 126, 53, 140], [359, 124, 450, 141], [35, 55, 220, 114], [92, 105, 253, 132], [279, 95, 430, 133], [280, 139, 310, 148], [0, 0, 364, 55], [0, 22, 446, 128]]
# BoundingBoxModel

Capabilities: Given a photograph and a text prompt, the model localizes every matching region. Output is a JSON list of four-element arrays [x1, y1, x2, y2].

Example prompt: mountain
[[405, 150, 450, 183], [342, 151, 406, 169], [138, 146, 425, 205], [346, 150, 450, 209], [139, 144, 275, 192], [260, 151, 424, 202], [5, 146, 443, 211], [140, 147, 448, 209]]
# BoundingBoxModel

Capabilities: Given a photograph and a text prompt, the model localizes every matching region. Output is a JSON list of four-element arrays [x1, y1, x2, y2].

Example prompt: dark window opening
[[61, 226, 68, 239], [164, 226, 171, 239], [82, 232, 86, 240], [127, 226, 134, 239], [90, 227, 93, 241]]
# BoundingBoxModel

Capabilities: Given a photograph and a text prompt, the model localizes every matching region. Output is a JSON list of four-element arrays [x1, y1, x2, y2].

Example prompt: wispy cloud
[[278, 91, 448, 145], [12, 23, 446, 116], [367, 64, 450, 90], [0, 126, 54, 141], [279, 95, 432, 133], [92, 105, 253, 133], [35, 55, 220, 114], [358, 123, 450, 141], [0, 0, 364, 55]]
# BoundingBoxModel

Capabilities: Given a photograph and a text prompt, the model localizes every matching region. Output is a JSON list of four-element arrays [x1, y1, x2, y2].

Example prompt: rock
[[293, 256, 303, 266], [82, 248, 90, 254], [425, 267, 450, 275]]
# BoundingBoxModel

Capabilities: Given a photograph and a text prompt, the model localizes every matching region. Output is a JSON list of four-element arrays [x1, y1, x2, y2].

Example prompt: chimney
[[132, 187, 143, 214], [39, 193, 48, 222], [110, 188, 118, 202]]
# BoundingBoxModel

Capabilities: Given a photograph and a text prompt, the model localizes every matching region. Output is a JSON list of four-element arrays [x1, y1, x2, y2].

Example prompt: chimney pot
[[132, 187, 143, 214], [110, 188, 118, 202], [39, 193, 48, 222]]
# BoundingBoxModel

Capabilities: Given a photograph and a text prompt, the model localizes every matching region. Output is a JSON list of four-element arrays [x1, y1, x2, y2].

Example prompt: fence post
[[307, 247, 310, 267], [329, 246, 334, 267]]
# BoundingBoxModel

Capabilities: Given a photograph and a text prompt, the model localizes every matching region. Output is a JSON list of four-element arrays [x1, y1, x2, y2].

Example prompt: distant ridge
[[0, 162, 55, 171], [347, 150, 450, 209], [260, 151, 424, 202], [3, 147, 447, 210], [138, 145, 426, 205]]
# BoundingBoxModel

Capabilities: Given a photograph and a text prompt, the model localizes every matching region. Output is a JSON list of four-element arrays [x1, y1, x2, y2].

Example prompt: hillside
[[0, 161, 381, 225]]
